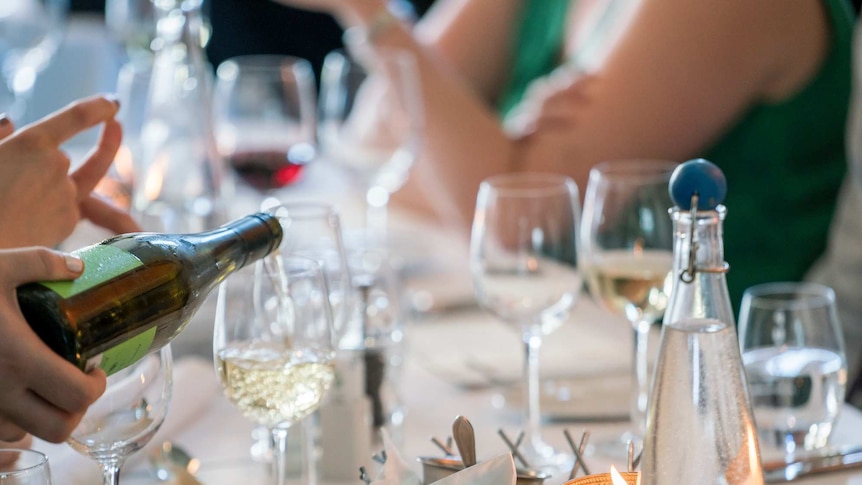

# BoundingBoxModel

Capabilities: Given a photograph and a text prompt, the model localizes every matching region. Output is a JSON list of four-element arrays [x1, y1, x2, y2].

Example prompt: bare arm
[[273, 0, 829, 232]]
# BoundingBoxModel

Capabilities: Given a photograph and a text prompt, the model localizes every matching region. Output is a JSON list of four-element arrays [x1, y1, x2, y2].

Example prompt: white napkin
[[433, 453, 516, 485], [371, 429, 516, 485], [35, 356, 222, 485], [372, 429, 421, 485]]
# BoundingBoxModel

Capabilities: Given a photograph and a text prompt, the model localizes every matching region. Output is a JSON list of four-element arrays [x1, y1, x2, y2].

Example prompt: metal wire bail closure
[[679, 193, 730, 284]]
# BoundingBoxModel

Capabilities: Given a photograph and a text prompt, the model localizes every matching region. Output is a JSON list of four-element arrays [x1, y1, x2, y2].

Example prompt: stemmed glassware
[[470, 173, 581, 471], [214, 256, 335, 485], [738, 282, 847, 455], [0, 449, 53, 485], [214, 55, 318, 199], [67, 346, 173, 485], [579, 159, 676, 449], [318, 44, 422, 233], [0, 0, 68, 121]]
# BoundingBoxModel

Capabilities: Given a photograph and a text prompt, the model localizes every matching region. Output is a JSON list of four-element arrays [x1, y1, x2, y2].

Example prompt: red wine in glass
[[227, 142, 315, 192]]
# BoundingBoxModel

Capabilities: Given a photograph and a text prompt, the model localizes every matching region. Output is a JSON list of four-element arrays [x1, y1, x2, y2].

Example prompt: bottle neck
[[186, 213, 284, 274], [664, 205, 735, 326]]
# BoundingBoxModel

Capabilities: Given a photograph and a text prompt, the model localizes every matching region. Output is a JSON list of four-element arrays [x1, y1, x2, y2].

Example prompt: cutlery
[[452, 415, 477, 467], [763, 445, 862, 482]]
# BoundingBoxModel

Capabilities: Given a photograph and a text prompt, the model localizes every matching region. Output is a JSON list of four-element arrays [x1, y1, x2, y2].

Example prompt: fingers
[[0, 115, 14, 141], [79, 195, 142, 235], [0, 420, 26, 444], [0, 248, 83, 290], [71, 118, 123, 200], [26, 94, 119, 146]]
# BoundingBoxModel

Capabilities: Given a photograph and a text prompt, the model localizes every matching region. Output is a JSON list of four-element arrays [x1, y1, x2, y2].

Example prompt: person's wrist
[[338, 0, 401, 42]]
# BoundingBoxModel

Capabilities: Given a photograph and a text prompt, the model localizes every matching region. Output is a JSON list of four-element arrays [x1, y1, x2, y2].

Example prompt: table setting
[[6, 6, 862, 485]]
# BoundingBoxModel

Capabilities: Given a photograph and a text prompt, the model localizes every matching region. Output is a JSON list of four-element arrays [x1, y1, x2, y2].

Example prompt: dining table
[[24, 13, 862, 485]]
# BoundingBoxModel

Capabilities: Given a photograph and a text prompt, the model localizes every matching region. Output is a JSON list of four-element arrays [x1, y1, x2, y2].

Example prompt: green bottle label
[[96, 326, 158, 375], [41, 245, 144, 297], [41, 245, 154, 375]]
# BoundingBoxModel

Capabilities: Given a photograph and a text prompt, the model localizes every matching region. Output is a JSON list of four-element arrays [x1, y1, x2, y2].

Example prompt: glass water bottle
[[133, 0, 225, 233], [641, 159, 764, 485]]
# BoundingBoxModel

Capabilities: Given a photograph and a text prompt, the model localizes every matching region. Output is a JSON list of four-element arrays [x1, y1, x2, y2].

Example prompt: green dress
[[500, 0, 853, 311]]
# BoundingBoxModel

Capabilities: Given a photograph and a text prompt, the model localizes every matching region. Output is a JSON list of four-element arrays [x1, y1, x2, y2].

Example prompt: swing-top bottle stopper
[[669, 158, 729, 282]]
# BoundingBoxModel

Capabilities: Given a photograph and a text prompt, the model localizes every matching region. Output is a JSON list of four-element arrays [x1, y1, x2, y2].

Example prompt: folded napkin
[[34, 356, 222, 485], [372, 429, 516, 485], [434, 454, 516, 485]]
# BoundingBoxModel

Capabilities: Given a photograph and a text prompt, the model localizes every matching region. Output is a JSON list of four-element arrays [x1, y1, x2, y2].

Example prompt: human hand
[[0, 95, 140, 249], [0, 435, 34, 468], [505, 67, 596, 138], [0, 248, 106, 443]]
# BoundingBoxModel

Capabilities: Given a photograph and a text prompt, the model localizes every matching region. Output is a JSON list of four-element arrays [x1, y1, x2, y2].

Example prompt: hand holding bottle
[[0, 247, 106, 444], [0, 95, 140, 249]]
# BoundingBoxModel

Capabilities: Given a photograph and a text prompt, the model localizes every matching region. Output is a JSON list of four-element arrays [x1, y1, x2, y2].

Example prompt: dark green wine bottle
[[17, 212, 283, 375]]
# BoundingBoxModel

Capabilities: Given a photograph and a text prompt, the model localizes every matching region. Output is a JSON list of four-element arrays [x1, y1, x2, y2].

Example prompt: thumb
[[0, 248, 84, 288]]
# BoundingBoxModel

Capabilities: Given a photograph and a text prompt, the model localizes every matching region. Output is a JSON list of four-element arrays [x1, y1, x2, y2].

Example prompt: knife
[[763, 445, 862, 482]]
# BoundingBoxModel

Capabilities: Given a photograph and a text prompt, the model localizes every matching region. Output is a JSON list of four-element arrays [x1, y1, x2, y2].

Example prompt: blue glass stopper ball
[[669, 158, 727, 210]]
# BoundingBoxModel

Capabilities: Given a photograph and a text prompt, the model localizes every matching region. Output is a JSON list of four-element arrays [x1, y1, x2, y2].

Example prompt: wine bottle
[[17, 213, 283, 375]]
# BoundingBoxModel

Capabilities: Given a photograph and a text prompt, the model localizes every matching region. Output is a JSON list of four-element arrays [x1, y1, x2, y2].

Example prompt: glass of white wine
[[470, 172, 581, 472], [67, 346, 173, 485], [214, 256, 336, 485], [579, 159, 677, 450]]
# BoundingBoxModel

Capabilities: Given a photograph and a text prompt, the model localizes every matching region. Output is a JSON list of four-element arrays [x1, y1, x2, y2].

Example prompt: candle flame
[[610, 465, 628, 485]]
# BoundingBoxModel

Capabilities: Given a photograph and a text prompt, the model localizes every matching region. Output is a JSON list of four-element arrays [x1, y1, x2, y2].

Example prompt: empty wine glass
[[0, 0, 68, 121], [579, 159, 676, 449], [0, 449, 52, 485], [214, 55, 317, 198], [739, 282, 847, 456], [214, 256, 335, 485], [470, 172, 581, 471], [67, 346, 173, 485], [318, 44, 422, 233]]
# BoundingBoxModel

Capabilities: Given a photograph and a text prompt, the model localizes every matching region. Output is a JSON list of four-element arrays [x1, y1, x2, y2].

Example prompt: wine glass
[[0, 449, 52, 485], [67, 346, 173, 485], [318, 44, 422, 234], [470, 172, 581, 471], [214, 55, 317, 200], [738, 282, 847, 456], [214, 256, 335, 485], [0, 0, 68, 121], [579, 159, 676, 450]]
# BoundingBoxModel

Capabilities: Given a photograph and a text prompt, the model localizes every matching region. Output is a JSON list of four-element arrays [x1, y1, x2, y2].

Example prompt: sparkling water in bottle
[[641, 159, 764, 485]]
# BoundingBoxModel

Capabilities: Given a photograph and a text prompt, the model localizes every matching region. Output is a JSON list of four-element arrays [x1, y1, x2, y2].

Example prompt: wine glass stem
[[271, 427, 290, 485], [631, 319, 651, 439], [98, 459, 123, 485], [523, 329, 543, 447]]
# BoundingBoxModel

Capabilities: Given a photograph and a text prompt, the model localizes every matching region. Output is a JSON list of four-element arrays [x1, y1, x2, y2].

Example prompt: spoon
[[452, 415, 477, 468], [150, 441, 202, 485]]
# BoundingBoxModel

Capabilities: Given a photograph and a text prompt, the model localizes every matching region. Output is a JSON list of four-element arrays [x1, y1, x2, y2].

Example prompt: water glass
[[739, 282, 847, 454], [0, 449, 52, 485]]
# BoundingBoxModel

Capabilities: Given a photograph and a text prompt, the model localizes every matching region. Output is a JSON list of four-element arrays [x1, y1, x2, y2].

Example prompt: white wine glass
[[0, 0, 68, 121], [67, 346, 173, 485], [579, 159, 676, 450], [739, 282, 847, 456], [214, 256, 335, 485], [214, 55, 317, 199], [318, 44, 422, 234], [0, 449, 53, 485], [470, 172, 581, 471]]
